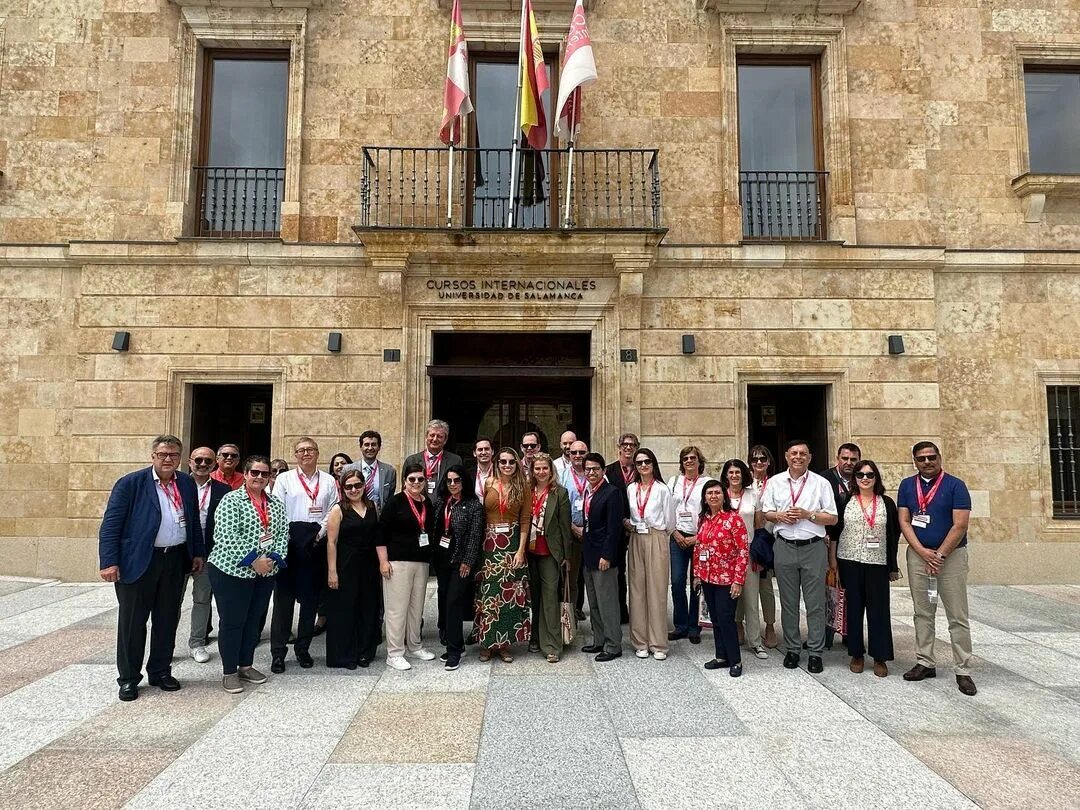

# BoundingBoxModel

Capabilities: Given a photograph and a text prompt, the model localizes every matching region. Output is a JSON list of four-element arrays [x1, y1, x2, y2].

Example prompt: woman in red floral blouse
[[693, 479, 749, 677]]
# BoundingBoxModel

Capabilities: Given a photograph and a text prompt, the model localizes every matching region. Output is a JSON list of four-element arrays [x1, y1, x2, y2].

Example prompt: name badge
[[439, 536, 451, 549], [866, 538, 881, 549], [308, 506, 323, 517], [176, 515, 186, 527], [260, 530, 273, 547], [494, 523, 512, 535], [427, 481, 436, 495], [418, 532, 429, 547], [635, 521, 649, 535], [698, 549, 709, 562], [677, 510, 694, 522], [912, 514, 930, 529]]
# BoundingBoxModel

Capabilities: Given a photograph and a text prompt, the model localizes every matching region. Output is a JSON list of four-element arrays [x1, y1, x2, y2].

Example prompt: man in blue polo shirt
[[897, 441, 976, 696]]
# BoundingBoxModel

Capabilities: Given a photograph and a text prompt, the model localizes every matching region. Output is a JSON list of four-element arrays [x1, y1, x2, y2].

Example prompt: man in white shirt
[[559, 439, 589, 619], [469, 437, 495, 499], [760, 439, 837, 673], [345, 430, 396, 511], [552, 430, 577, 478], [269, 436, 339, 673]]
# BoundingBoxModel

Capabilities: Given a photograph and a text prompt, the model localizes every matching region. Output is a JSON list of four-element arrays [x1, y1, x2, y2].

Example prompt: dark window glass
[[1048, 385, 1080, 518], [1024, 70, 1080, 173]]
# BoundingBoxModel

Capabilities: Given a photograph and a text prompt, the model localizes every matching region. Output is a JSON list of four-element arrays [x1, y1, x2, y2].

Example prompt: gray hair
[[426, 419, 450, 435], [151, 434, 183, 452]]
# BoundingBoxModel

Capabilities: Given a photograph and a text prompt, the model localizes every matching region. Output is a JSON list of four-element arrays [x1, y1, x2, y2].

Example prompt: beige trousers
[[907, 546, 973, 675], [628, 528, 671, 654], [382, 560, 428, 658], [736, 569, 777, 629]]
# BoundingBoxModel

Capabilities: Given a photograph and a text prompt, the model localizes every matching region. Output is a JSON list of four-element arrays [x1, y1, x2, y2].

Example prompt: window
[[1023, 67, 1080, 174], [1047, 385, 1080, 518], [196, 51, 289, 237], [468, 55, 556, 228], [736, 59, 826, 241]]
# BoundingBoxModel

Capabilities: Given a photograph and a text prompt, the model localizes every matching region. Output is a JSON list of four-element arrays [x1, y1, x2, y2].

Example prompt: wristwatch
[[810, 512, 817, 523]]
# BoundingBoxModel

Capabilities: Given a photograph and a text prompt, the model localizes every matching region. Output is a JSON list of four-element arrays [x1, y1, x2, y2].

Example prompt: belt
[[154, 544, 186, 554], [777, 534, 822, 548]]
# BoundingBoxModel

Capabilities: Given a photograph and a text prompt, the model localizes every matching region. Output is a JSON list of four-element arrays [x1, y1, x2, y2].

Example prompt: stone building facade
[[0, 0, 1078, 582]]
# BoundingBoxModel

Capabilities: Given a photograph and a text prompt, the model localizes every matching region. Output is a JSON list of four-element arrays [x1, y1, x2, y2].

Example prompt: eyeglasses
[[914, 454, 939, 462], [247, 469, 270, 478], [854, 471, 876, 480], [584, 466, 603, 474], [342, 483, 364, 491], [446, 476, 463, 484], [750, 456, 768, 463], [271, 467, 288, 474], [295, 448, 317, 456], [620, 441, 638, 448], [635, 459, 652, 467], [154, 452, 181, 461], [498, 459, 517, 466], [681, 455, 698, 462], [569, 450, 586, 456], [521, 443, 538, 450], [218, 452, 238, 459], [191, 458, 214, 466]]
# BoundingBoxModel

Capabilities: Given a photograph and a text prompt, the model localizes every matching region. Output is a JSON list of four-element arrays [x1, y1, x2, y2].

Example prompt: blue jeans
[[669, 537, 700, 636]]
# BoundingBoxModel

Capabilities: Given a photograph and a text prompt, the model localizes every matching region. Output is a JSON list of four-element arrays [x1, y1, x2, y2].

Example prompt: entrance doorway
[[190, 383, 273, 460], [747, 384, 829, 471], [429, 332, 592, 459]]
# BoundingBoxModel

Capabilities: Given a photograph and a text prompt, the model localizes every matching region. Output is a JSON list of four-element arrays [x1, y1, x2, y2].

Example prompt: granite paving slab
[[299, 764, 475, 809], [974, 642, 1080, 687], [0, 623, 114, 698], [0, 584, 96, 620], [970, 585, 1080, 630], [207, 677, 373, 738], [1015, 630, 1080, 658]]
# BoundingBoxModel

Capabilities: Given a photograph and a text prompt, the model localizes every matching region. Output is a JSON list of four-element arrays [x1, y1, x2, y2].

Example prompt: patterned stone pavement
[[0, 576, 1078, 809]]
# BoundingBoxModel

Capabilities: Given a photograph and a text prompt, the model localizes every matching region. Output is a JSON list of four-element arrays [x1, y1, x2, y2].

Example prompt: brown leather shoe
[[873, 661, 888, 678], [849, 656, 865, 673], [956, 675, 977, 696], [903, 664, 937, 681]]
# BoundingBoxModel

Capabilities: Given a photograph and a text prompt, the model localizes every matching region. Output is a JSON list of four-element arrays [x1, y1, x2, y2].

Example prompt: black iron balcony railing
[[359, 146, 661, 230], [740, 170, 828, 241], [194, 166, 285, 238]]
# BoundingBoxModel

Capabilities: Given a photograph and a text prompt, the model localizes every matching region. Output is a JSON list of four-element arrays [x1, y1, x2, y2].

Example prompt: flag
[[438, 0, 473, 145], [519, 0, 550, 150], [554, 0, 597, 141]]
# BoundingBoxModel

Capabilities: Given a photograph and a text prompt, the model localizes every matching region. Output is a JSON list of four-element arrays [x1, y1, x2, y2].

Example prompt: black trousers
[[838, 558, 894, 662], [702, 583, 741, 666], [207, 564, 275, 675], [271, 535, 321, 658], [114, 546, 187, 686], [616, 532, 630, 621], [325, 548, 381, 667], [442, 565, 473, 657]]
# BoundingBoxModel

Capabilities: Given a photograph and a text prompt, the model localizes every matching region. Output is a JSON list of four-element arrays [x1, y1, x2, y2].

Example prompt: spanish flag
[[519, 0, 549, 150]]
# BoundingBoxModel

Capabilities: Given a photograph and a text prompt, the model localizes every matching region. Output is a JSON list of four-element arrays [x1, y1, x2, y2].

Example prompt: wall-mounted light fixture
[[681, 334, 696, 355], [888, 335, 905, 355], [112, 331, 130, 352], [328, 332, 343, 353]]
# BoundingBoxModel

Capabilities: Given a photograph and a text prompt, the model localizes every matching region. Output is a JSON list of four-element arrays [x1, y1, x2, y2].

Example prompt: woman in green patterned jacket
[[209, 455, 289, 693]]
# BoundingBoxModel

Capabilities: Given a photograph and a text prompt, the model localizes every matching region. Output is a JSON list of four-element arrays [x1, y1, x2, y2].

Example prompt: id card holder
[[176, 514, 186, 528], [866, 538, 881, 549], [418, 532, 430, 547], [427, 481, 436, 495], [635, 521, 649, 535], [308, 506, 323, 518], [677, 510, 693, 522], [260, 530, 273, 547], [912, 513, 930, 529], [698, 548, 709, 562], [494, 523, 512, 535], [439, 536, 451, 549]]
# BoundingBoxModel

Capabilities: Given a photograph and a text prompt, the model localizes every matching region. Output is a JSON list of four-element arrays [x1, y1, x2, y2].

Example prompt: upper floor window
[[196, 51, 288, 237], [1024, 67, 1080, 174], [1048, 385, 1080, 519], [737, 59, 826, 241]]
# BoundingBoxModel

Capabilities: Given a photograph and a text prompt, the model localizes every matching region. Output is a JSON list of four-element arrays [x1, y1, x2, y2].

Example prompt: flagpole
[[561, 96, 577, 229], [447, 134, 455, 228], [506, 0, 528, 228]]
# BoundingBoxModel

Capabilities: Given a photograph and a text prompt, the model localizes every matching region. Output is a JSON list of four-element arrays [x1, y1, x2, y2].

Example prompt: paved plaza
[[0, 577, 1077, 809]]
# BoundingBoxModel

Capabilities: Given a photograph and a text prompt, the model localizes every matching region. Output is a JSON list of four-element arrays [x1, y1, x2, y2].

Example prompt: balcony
[[194, 166, 284, 238], [739, 170, 828, 241], [358, 146, 662, 231]]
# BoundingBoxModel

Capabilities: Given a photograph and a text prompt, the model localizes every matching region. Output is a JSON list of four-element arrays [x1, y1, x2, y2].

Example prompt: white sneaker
[[753, 645, 769, 660], [386, 656, 412, 671], [653, 651, 668, 661], [191, 646, 210, 664], [411, 648, 436, 661], [635, 649, 650, 659]]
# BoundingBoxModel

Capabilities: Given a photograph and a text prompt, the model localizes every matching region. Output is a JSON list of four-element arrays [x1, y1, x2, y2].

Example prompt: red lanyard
[[248, 490, 270, 529], [297, 471, 320, 504], [681, 476, 698, 509], [199, 482, 210, 511], [571, 469, 587, 498], [160, 477, 182, 513], [584, 481, 603, 518], [444, 496, 458, 532], [621, 465, 635, 485], [635, 480, 654, 520], [857, 492, 878, 529], [700, 511, 724, 545], [532, 485, 550, 521], [475, 466, 491, 498], [424, 451, 442, 479], [916, 472, 944, 513], [406, 495, 427, 531], [495, 480, 511, 515], [788, 475, 808, 506]]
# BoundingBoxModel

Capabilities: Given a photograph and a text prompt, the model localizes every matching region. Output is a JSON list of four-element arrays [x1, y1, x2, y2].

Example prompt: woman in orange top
[[475, 447, 533, 663]]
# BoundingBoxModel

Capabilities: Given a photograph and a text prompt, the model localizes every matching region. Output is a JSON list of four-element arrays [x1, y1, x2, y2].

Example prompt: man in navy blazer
[[580, 453, 625, 662], [99, 434, 205, 702]]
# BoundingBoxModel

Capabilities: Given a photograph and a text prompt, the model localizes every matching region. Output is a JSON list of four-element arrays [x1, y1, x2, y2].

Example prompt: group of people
[[98, 423, 977, 700]]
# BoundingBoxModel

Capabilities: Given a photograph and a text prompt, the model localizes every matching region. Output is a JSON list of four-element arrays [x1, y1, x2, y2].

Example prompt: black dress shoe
[[956, 675, 977, 696], [345, 663, 358, 671], [703, 659, 727, 670], [903, 664, 937, 681], [688, 633, 701, 645], [118, 683, 138, 702], [668, 631, 687, 641], [729, 664, 743, 678], [528, 641, 541, 653], [357, 658, 371, 668], [313, 624, 326, 637], [594, 651, 622, 662], [296, 651, 314, 668], [808, 656, 823, 674], [581, 644, 603, 654], [148, 674, 181, 691], [783, 652, 800, 669], [271, 657, 286, 674]]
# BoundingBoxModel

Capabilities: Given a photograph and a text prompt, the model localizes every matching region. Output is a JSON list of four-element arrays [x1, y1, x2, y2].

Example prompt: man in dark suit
[[604, 432, 639, 623], [819, 442, 860, 650], [404, 419, 463, 497], [346, 430, 397, 511], [186, 445, 232, 664], [580, 452, 625, 662], [99, 434, 205, 702], [465, 437, 495, 500]]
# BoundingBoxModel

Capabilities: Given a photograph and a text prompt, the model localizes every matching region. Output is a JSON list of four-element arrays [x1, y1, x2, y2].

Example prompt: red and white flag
[[439, 0, 473, 145], [553, 0, 597, 141]]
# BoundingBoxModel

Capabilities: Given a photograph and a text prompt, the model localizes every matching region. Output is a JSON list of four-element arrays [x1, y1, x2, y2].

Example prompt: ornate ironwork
[[739, 170, 828, 241], [194, 166, 284, 237]]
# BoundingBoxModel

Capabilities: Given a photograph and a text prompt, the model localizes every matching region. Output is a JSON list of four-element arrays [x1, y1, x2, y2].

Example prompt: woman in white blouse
[[625, 447, 676, 660], [668, 446, 707, 644], [722, 459, 767, 659]]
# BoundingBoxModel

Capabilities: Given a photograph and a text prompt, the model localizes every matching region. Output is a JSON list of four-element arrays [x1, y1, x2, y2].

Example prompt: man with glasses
[[520, 432, 541, 480], [186, 446, 232, 664], [405, 419, 462, 497], [99, 435, 205, 701], [345, 430, 396, 511], [211, 444, 243, 490], [559, 440, 590, 620], [269, 437, 339, 672], [552, 430, 577, 479], [820, 442, 861, 649], [606, 432, 640, 624], [580, 453, 625, 661], [897, 441, 976, 696]]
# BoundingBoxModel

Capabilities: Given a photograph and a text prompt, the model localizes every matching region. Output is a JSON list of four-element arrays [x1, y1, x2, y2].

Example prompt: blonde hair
[[492, 447, 527, 510], [530, 452, 556, 487]]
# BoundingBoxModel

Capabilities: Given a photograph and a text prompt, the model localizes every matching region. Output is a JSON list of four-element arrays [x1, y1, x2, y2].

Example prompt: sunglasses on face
[[247, 469, 270, 478], [498, 459, 517, 466], [751, 457, 768, 463], [584, 467, 603, 474], [219, 453, 239, 459], [854, 471, 876, 479], [681, 455, 698, 462], [271, 467, 288, 474], [446, 476, 463, 484], [914, 454, 939, 463], [521, 443, 538, 450], [342, 483, 364, 491], [405, 476, 425, 484], [570, 450, 586, 456], [635, 459, 652, 467], [192, 458, 214, 466]]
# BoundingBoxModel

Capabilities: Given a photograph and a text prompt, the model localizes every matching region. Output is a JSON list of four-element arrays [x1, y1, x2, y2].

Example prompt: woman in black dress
[[325, 467, 381, 669]]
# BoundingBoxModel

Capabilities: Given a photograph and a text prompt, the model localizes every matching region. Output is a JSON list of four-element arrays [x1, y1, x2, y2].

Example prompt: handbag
[[826, 568, 847, 636], [560, 565, 577, 645], [749, 527, 775, 570]]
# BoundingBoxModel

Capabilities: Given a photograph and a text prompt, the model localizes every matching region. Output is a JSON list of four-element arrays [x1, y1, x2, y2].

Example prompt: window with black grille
[[1047, 385, 1080, 518]]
